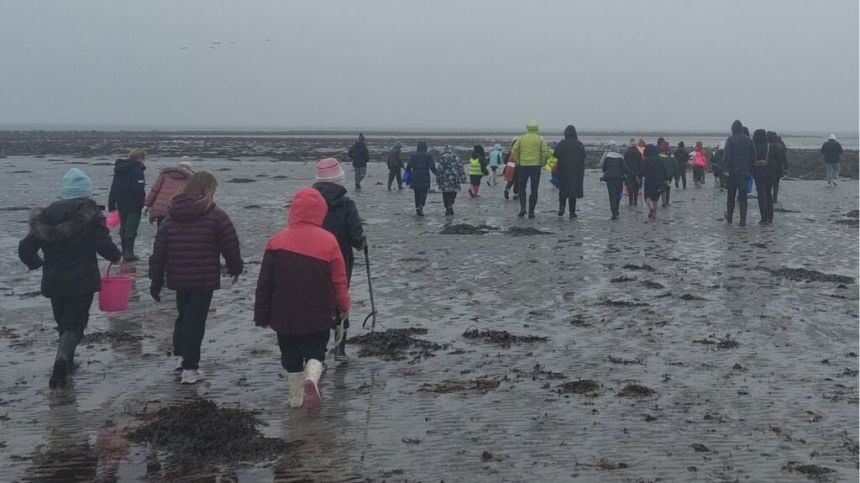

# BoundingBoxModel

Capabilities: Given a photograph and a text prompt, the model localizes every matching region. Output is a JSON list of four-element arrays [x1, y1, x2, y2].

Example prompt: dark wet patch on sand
[[608, 355, 645, 365], [782, 461, 835, 480], [557, 379, 601, 396], [598, 298, 649, 307], [83, 331, 149, 345], [679, 294, 706, 301], [227, 178, 256, 183], [439, 224, 500, 235], [623, 264, 656, 272], [418, 378, 501, 394], [640, 280, 664, 289], [617, 384, 656, 398], [610, 275, 636, 283], [0, 206, 32, 212], [347, 328, 442, 361], [693, 335, 740, 350], [768, 267, 854, 284], [462, 329, 548, 347], [505, 226, 551, 236]]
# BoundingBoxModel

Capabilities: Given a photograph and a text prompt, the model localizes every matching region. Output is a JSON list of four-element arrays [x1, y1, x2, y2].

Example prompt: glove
[[149, 284, 162, 302]]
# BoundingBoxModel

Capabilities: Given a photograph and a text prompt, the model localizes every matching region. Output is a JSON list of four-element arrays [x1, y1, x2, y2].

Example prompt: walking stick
[[361, 246, 378, 331]]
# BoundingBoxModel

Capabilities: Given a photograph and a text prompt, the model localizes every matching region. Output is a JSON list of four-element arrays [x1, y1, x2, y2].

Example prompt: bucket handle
[[104, 263, 117, 278]]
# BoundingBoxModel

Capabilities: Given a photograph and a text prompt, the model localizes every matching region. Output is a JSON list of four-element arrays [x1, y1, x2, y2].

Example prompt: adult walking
[[386, 141, 404, 191], [673, 142, 689, 189], [553, 124, 586, 219], [404, 141, 437, 216], [641, 144, 668, 221], [821, 134, 843, 186], [601, 141, 628, 220], [769, 132, 788, 203], [723, 120, 756, 226], [108, 148, 146, 262], [18, 169, 122, 388], [511, 121, 551, 218], [437, 144, 467, 216], [623, 140, 642, 206], [144, 157, 194, 227], [312, 158, 366, 356], [658, 141, 676, 207], [347, 133, 370, 191], [752, 129, 776, 225]]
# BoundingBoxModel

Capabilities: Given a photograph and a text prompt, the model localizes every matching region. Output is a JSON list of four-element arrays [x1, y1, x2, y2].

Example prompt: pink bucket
[[99, 264, 133, 312], [106, 210, 120, 229]]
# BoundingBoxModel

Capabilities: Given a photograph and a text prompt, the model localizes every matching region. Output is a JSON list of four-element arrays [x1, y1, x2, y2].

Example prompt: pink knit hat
[[315, 157, 345, 183]]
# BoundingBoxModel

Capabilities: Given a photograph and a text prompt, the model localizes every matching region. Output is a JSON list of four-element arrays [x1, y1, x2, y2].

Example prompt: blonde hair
[[177, 171, 218, 209], [128, 148, 146, 162]]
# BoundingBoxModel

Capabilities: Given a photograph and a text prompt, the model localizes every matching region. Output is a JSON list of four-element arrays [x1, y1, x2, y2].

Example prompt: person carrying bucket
[[254, 188, 351, 412], [18, 168, 122, 389], [312, 158, 366, 357], [148, 171, 243, 385], [108, 148, 147, 262]]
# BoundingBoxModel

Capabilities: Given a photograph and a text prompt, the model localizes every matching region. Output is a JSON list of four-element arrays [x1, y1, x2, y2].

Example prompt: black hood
[[752, 129, 767, 144], [29, 199, 99, 242], [766, 131, 779, 143], [114, 158, 144, 175], [644, 144, 658, 157], [417, 141, 428, 152], [731, 120, 743, 135], [564, 125, 578, 139], [313, 181, 347, 207]]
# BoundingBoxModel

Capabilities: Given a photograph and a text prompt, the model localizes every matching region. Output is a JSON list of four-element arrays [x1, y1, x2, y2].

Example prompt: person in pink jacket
[[691, 142, 709, 188], [144, 157, 194, 226]]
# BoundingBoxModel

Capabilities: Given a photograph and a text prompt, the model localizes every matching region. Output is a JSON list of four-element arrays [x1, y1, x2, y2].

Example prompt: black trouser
[[675, 170, 687, 189], [442, 191, 457, 210], [173, 290, 213, 370], [50, 293, 94, 335], [772, 176, 781, 203], [726, 174, 748, 218], [387, 169, 402, 190], [606, 178, 623, 216], [558, 192, 576, 214], [469, 175, 482, 187], [693, 167, 705, 184], [277, 330, 330, 373], [626, 174, 639, 206], [754, 174, 774, 223], [661, 182, 671, 206], [413, 189, 428, 208], [516, 166, 541, 213]]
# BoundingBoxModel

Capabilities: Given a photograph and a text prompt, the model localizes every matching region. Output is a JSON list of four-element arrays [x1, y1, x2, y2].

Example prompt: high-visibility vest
[[468, 157, 483, 176]]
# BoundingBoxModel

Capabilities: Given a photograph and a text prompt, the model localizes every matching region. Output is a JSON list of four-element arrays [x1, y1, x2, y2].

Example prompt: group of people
[[19, 152, 366, 414]]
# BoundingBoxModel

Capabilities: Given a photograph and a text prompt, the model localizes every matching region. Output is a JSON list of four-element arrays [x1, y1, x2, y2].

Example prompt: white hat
[[829, 134, 837, 140]]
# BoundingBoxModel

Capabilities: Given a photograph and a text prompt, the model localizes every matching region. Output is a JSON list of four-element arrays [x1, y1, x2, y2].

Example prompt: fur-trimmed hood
[[29, 199, 100, 242]]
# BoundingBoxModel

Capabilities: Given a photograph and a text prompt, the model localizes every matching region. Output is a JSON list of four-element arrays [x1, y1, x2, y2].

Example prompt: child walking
[[404, 141, 437, 216], [148, 171, 243, 384], [437, 144, 467, 216], [487, 143, 503, 186], [467, 145, 487, 197], [19, 169, 122, 388], [254, 188, 351, 411], [691, 142, 708, 188]]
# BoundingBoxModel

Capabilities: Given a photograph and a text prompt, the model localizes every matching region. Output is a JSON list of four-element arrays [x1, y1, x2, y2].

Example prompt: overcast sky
[[0, 0, 857, 133]]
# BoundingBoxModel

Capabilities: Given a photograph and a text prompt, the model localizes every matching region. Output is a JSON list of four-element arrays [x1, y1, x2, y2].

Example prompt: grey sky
[[0, 0, 857, 133]]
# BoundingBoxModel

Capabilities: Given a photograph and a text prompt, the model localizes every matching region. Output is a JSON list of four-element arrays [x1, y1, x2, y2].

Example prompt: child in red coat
[[254, 188, 350, 411]]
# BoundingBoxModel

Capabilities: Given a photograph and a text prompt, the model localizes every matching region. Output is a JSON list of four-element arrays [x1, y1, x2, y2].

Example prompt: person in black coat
[[108, 148, 146, 262], [723, 120, 756, 226], [600, 141, 629, 220], [673, 142, 689, 189], [312, 158, 367, 356], [658, 141, 676, 207], [554, 125, 587, 219], [821, 135, 844, 186], [347, 133, 370, 191], [405, 141, 437, 216], [767, 131, 788, 203], [752, 129, 777, 225], [19, 169, 122, 389], [623, 140, 642, 206], [640, 144, 668, 220]]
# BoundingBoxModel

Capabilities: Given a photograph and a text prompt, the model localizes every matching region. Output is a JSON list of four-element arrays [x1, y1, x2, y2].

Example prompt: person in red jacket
[[148, 171, 243, 385], [254, 188, 351, 412]]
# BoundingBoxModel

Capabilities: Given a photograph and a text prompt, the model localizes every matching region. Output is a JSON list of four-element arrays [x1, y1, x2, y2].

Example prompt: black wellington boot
[[122, 237, 139, 263], [518, 194, 527, 217], [739, 201, 747, 227], [558, 198, 565, 217], [725, 198, 734, 224], [528, 195, 538, 219]]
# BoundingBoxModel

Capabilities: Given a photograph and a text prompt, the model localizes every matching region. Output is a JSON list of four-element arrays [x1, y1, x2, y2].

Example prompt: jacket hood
[[493, 143, 502, 151], [766, 131, 778, 143], [114, 158, 143, 175], [416, 141, 428, 152], [168, 192, 213, 221], [29, 198, 99, 242], [288, 188, 328, 228], [752, 129, 767, 144], [313, 181, 347, 207], [605, 151, 624, 159], [564, 125, 578, 139], [526, 120, 539, 133], [644, 144, 658, 157], [162, 167, 192, 180], [731, 120, 743, 135]]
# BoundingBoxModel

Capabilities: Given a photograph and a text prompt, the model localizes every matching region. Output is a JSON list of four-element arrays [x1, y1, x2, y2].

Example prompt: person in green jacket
[[467, 145, 487, 197], [511, 121, 551, 218]]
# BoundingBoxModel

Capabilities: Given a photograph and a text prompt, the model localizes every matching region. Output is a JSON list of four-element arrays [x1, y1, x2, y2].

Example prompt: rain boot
[[569, 198, 577, 219], [518, 194, 527, 217], [558, 197, 565, 217], [287, 371, 305, 408], [122, 237, 139, 263], [739, 201, 747, 227], [50, 330, 81, 389], [303, 359, 324, 411], [528, 195, 537, 219], [725, 198, 734, 224]]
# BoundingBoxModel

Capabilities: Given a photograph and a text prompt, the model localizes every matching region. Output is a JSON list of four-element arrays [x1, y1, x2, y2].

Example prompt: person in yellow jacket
[[467, 145, 488, 197], [511, 121, 551, 218]]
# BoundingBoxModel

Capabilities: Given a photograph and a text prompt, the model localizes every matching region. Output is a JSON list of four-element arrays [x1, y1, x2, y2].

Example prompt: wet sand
[[0, 154, 857, 482]]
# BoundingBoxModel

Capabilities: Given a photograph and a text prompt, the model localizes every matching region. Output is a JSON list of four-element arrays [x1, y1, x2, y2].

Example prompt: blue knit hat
[[61, 168, 93, 199]]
